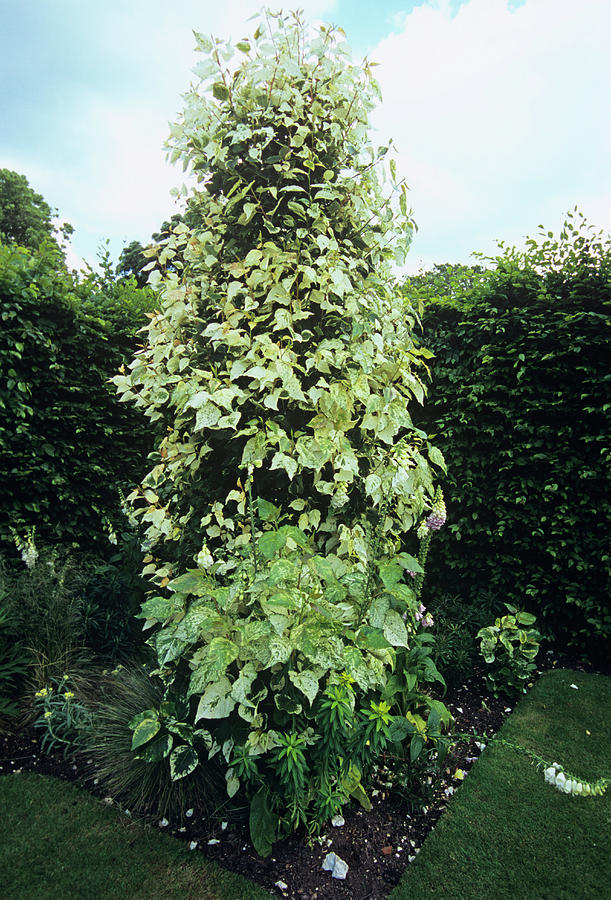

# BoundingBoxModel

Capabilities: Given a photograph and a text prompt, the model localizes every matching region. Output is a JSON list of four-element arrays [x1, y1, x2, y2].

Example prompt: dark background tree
[[0, 168, 72, 252], [115, 210, 199, 286]]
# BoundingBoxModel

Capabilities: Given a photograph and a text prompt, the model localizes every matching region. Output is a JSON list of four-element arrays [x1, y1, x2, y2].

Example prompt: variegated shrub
[[114, 10, 448, 849]]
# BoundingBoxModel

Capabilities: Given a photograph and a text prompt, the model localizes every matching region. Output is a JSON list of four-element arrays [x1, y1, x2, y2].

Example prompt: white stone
[[275, 881, 288, 892], [322, 852, 349, 880], [331, 815, 345, 827]]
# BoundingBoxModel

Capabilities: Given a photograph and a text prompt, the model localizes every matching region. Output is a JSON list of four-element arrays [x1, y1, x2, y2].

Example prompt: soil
[[0, 653, 592, 900]]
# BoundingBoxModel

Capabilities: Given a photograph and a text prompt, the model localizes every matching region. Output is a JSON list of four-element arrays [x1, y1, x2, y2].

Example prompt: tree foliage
[[0, 168, 71, 252], [115, 11, 447, 843], [409, 213, 610, 659]]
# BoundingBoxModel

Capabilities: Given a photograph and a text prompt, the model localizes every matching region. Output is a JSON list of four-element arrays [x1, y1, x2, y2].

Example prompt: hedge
[[407, 215, 610, 660]]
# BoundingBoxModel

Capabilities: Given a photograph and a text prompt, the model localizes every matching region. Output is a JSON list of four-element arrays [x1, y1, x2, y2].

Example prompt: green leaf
[[396, 553, 424, 574], [169, 744, 199, 780], [387, 717, 411, 743], [378, 562, 403, 589], [295, 435, 334, 469], [212, 82, 230, 101], [258, 531, 286, 559], [288, 669, 320, 705], [156, 626, 188, 667], [356, 626, 392, 651], [383, 609, 409, 648], [167, 570, 208, 595], [268, 559, 298, 585], [249, 789, 278, 857], [137, 595, 185, 621], [266, 284, 291, 305], [427, 444, 447, 472], [165, 720, 194, 742], [195, 676, 237, 720], [342, 764, 372, 811], [410, 733, 425, 763], [189, 638, 239, 696], [131, 716, 161, 751], [230, 662, 259, 707], [274, 693, 302, 714], [256, 497, 280, 522], [270, 451, 298, 480], [141, 732, 174, 762], [309, 555, 336, 583], [369, 595, 389, 630]]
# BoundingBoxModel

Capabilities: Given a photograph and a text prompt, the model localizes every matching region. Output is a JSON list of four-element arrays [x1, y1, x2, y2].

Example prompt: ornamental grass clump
[[114, 9, 448, 853]]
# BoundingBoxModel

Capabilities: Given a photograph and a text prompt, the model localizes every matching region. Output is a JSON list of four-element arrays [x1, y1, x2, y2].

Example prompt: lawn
[[392, 668, 610, 900], [0, 773, 269, 900], [1, 669, 608, 899]]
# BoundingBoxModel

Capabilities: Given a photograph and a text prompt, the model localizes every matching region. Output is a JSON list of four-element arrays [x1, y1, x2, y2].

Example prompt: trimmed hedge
[[408, 216, 610, 660], [0, 241, 156, 553]]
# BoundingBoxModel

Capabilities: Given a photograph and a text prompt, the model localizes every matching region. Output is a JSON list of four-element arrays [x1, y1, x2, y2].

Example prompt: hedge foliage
[[0, 240, 156, 553], [407, 214, 610, 658]]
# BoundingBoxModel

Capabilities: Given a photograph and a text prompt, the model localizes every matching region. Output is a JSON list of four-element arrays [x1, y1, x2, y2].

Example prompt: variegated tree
[[114, 10, 447, 848]]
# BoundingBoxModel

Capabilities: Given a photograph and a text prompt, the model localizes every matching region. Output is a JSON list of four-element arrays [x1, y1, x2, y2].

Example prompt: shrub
[[0, 240, 155, 554], [409, 214, 611, 660], [1, 530, 152, 711], [477, 604, 541, 698], [115, 11, 448, 850], [80, 529, 149, 664]]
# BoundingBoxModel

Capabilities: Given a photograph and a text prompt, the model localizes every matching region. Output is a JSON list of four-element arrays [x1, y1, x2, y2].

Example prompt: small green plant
[[477, 604, 541, 697], [32, 676, 93, 756]]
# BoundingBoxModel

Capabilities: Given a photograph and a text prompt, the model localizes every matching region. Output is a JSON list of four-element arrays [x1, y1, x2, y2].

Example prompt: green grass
[[2, 669, 608, 899], [392, 668, 611, 900], [0, 773, 269, 899]]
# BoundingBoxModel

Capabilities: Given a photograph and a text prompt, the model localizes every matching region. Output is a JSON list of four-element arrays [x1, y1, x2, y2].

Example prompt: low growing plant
[[477, 604, 541, 697], [85, 664, 224, 821], [32, 675, 93, 756]]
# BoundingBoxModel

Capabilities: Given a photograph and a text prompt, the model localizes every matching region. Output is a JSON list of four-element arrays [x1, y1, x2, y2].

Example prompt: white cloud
[[3, 0, 608, 271], [371, 0, 611, 267], [1, 0, 339, 266]]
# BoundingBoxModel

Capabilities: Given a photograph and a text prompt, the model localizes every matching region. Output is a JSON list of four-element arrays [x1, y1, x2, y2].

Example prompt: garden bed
[[1, 671, 509, 900]]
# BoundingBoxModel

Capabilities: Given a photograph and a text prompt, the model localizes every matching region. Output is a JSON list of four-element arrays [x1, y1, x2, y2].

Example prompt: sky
[[1, 0, 609, 273]]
